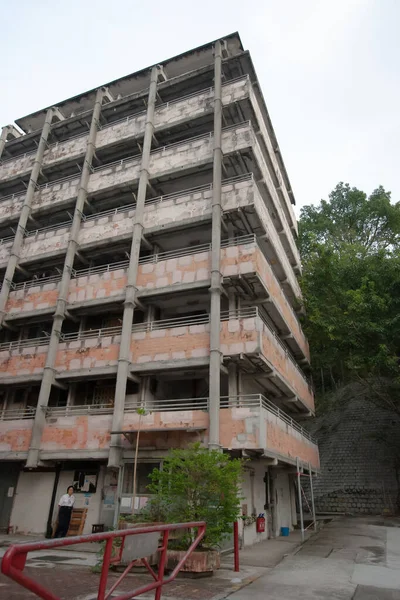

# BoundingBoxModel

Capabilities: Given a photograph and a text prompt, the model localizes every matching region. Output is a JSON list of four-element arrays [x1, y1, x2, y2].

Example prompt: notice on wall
[[82, 475, 97, 492], [7, 487, 14, 498], [103, 487, 116, 509], [121, 497, 132, 509]]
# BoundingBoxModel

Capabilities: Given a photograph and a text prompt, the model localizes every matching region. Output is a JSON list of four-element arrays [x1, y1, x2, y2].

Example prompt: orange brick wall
[[0, 420, 33, 452], [261, 325, 314, 411], [265, 413, 319, 468], [220, 407, 259, 449], [254, 249, 310, 360], [40, 410, 209, 452]]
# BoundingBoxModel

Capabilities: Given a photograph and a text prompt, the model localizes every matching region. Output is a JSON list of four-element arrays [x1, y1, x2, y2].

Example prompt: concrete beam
[[130, 356, 209, 373]]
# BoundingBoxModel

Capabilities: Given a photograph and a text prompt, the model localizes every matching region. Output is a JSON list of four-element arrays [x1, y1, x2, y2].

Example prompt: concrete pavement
[[227, 516, 400, 600], [1, 517, 400, 599]]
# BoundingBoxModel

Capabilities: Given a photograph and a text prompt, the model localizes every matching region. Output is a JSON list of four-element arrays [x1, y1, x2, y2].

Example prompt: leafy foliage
[[140, 443, 243, 549], [298, 183, 400, 407]]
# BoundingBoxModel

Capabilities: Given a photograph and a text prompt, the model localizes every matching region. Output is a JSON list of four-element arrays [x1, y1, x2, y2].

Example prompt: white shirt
[[59, 493, 75, 508]]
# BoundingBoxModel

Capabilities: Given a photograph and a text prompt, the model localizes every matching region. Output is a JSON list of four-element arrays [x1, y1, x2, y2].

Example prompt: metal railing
[[0, 307, 311, 391], [0, 190, 26, 203], [0, 75, 250, 174], [40, 393, 316, 443], [219, 394, 317, 444], [44, 397, 210, 418], [8, 174, 255, 289], [0, 305, 298, 359], [256, 309, 311, 385], [0, 234, 15, 245], [0, 406, 36, 420], [0, 335, 51, 352], [1, 522, 207, 600]]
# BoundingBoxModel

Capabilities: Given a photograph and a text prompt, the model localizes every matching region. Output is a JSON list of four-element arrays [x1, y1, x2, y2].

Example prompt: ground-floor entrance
[[0, 462, 21, 533]]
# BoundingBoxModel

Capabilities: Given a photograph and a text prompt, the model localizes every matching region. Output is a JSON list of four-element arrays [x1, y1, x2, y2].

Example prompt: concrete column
[[25, 88, 109, 469], [0, 111, 57, 327], [208, 40, 223, 451], [108, 66, 160, 469], [0, 125, 21, 158]]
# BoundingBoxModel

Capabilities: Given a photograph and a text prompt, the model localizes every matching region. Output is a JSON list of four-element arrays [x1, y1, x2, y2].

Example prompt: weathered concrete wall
[[220, 407, 260, 450], [0, 419, 33, 454], [249, 110, 300, 270], [0, 78, 250, 184], [0, 318, 256, 378], [0, 122, 254, 227], [248, 85, 298, 236], [264, 408, 319, 468], [42, 414, 112, 452], [259, 319, 314, 412], [10, 471, 55, 534], [0, 172, 265, 270], [308, 393, 400, 514]]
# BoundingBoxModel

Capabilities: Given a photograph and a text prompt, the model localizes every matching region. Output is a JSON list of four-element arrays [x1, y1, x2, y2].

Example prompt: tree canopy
[[298, 183, 400, 408]]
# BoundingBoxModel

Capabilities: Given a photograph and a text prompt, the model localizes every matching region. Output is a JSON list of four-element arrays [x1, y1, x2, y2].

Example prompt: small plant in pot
[[141, 442, 243, 575]]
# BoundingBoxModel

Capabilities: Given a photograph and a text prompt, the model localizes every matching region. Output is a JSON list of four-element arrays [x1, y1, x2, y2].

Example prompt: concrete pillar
[[208, 40, 223, 451], [25, 88, 110, 469], [108, 66, 161, 469], [0, 110, 58, 327], [0, 125, 21, 158]]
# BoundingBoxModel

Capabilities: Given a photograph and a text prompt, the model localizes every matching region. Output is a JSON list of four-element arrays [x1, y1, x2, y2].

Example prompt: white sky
[[1, 0, 399, 213]]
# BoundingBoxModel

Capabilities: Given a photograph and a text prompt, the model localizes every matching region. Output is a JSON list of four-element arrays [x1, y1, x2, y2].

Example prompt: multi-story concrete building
[[0, 33, 319, 545]]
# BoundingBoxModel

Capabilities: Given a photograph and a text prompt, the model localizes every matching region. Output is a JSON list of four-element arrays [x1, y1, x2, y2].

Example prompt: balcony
[[5, 233, 308, 359], [2, 172, 301, 307], [0, 120, 254, 227], [0, 308, 313, 411], [0, 395, 318, 467], [0, 76, 250, 185]]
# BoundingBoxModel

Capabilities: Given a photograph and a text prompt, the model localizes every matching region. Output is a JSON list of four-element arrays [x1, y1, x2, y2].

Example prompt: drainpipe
[[0, 110, 57, 327], [208, 40, 223, 450], [108, 66, 160, 469], [26, 88, 109, 469]]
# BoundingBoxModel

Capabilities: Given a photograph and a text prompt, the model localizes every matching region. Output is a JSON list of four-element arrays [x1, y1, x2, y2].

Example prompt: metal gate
[[0, 462, 20, 532]]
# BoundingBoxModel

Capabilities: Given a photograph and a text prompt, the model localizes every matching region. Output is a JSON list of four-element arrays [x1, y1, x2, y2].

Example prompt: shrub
[[141, 443, 243, 549]]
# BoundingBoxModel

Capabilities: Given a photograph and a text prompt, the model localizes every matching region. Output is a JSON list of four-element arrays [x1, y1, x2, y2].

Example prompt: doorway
[[0, 463, 20, 532]]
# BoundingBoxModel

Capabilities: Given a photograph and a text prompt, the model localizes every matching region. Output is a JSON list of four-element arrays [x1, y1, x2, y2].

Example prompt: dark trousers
[[55, 506, 72, 538]]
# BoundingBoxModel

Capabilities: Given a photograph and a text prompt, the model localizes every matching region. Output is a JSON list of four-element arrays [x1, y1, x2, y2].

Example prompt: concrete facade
[[0, 33, 317, 542]]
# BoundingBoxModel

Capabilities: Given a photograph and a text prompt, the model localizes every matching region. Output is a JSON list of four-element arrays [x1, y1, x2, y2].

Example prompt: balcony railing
[[0, 406, 36, 420], [0, 76, 250, 172], [0, 306, 309, 386], [40, 393, 316, 443]]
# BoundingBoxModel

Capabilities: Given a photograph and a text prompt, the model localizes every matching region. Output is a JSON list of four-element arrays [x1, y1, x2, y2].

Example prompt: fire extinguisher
[[256, 513, 265, 533]]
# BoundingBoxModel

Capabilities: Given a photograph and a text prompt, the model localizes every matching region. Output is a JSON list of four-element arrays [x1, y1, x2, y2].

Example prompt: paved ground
[[1, 517, 399, 599], [228, 516, 400, 600]]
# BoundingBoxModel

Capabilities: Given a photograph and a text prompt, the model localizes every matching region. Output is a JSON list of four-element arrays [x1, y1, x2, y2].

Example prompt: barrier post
[[233, 521, 240, 572]]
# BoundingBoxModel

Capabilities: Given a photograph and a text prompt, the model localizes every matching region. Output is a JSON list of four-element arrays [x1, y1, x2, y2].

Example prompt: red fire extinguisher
[[256, 513, 265, 533]]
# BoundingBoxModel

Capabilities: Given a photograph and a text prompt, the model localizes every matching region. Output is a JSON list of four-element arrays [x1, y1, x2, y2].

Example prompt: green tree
[[142, 443, 243, 549], [298, 183, 400, 408]]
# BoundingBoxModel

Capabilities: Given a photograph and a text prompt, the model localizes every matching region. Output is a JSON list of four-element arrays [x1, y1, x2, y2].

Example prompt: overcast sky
[[1, 0, 399, 213]]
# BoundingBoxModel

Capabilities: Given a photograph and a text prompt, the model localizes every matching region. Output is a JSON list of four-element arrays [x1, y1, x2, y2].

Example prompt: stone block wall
[[307, 393, 400, 514]]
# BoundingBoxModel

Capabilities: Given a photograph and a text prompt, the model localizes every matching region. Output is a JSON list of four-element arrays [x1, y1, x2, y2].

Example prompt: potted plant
[[141, 443, 243, 575]]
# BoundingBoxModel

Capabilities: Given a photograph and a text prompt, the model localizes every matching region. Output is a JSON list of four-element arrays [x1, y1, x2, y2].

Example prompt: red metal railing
[[1, 521, 206, 600]]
